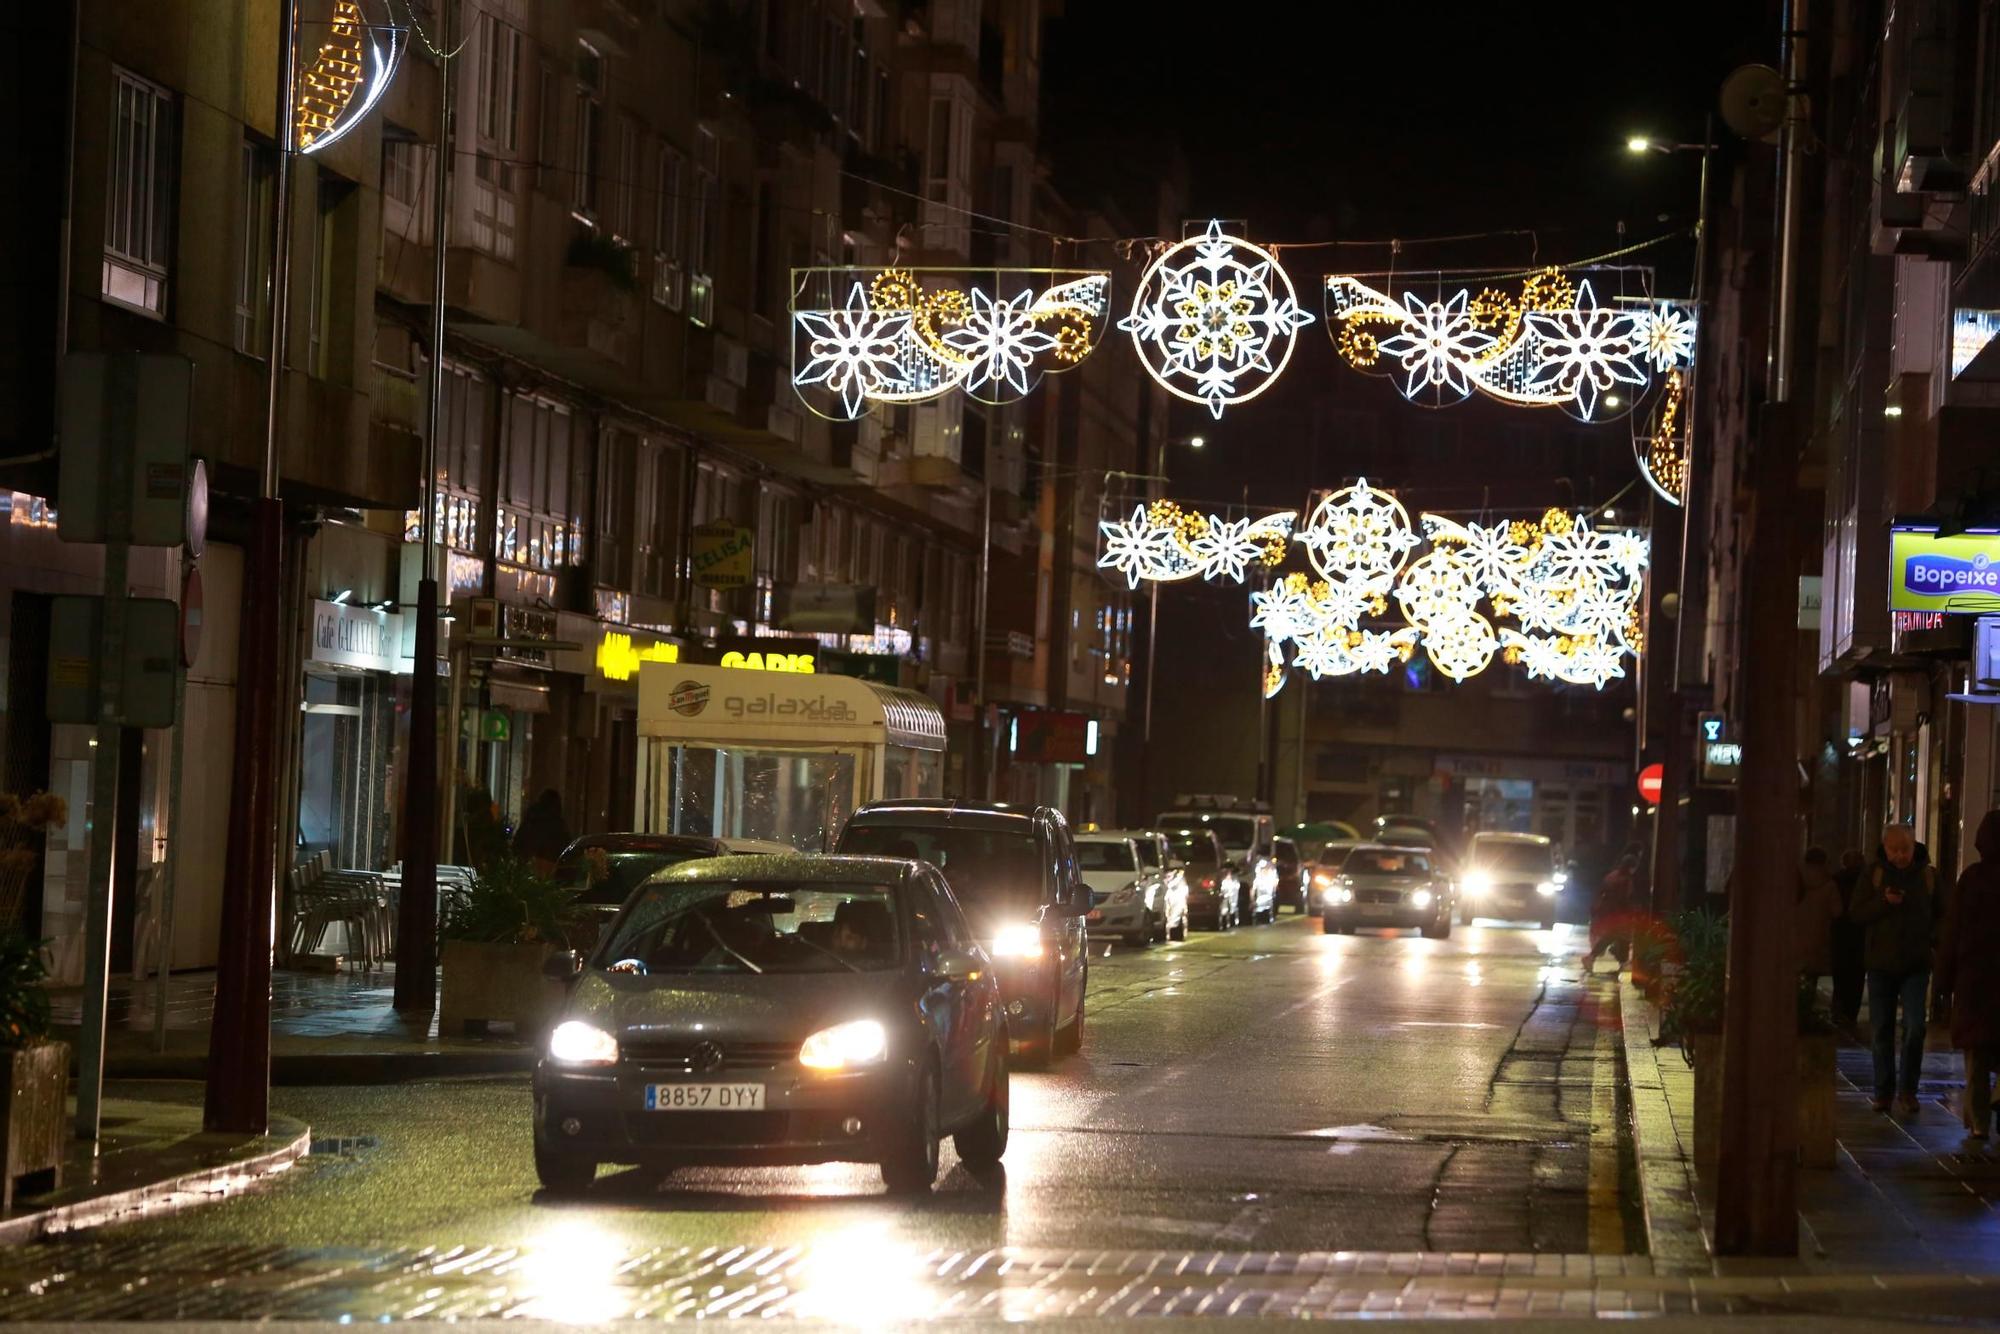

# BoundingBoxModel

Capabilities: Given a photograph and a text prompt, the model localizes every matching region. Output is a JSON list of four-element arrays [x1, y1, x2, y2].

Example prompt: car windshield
[[1472, 841, 1554, 874], [838, 824, 1043, 916], [555, 849, 716, 907], [1346, 849, 1431, 876], [1131, 838, 1162, 869], [1162, 813, 1257, 852], [1164, 832, 1218, 867], [596, 881, 901, 973], [1077, 841, 1136, 872], [1317, 843, 1355, 868]]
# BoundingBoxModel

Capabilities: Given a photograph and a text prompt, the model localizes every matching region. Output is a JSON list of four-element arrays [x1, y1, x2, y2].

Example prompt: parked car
[[533, 854, 1008, 1196], [1306, 841, 1358, 915], [1118, 829, 1192, 941], [1319, 843, 1456, 938], [1076, 831, 1187, 945], [1156, 805, 1278, 923], [1160, 826, 1244, 929], [836, 800, 1089, 1067], [1271, 836, 1308, 914], [553, 833, 733, 951], [1459, 832, 1563, 928]]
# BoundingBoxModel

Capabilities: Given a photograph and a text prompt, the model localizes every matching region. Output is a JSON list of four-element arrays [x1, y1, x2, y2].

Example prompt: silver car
[[1319, 843, 1456, 939], [534, 855, 1009, 1196], [1077, 831, 1189, 945]]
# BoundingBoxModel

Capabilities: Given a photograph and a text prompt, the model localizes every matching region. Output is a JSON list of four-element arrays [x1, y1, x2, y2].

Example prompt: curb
[[1615, 978, 1713, 1276], [0, 1116, 310, 1247], [104, 1050, 538, 1085]]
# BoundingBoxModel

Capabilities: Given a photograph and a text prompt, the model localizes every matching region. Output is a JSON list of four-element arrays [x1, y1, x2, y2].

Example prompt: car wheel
[[881, 1065, 941, 1195], [1126, 914, 1151, 948], [952, 1041, 1009, 1167], [1423, 913, 1451, 940], [533, 1139, 597, 1195], [1055, 971, 1085, 1056], [1459, 905, 1474, 926], [1321, 915, 1338, 935]]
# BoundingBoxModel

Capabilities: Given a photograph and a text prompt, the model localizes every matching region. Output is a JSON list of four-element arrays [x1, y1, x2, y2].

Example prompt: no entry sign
[[1637, 762, 1664, 805]]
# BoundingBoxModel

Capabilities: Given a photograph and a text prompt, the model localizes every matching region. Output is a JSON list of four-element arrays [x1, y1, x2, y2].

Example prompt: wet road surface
[[0, 915, 1636, 1320]]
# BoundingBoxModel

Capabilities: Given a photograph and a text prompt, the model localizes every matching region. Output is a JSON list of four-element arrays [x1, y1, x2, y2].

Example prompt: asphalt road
[[0, 914, 1636, 1320]]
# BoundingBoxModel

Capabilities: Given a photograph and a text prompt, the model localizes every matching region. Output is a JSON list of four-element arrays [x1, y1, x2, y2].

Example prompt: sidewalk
[[48, 965, 539, 1083], [1618, 973, 2000, 1275], [0, 1091, 308, 1245]]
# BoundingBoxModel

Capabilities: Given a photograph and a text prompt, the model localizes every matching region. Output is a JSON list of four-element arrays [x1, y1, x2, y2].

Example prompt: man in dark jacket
[[1849, 824, 1943, 1114], [1936, 809, 2000, 1144]]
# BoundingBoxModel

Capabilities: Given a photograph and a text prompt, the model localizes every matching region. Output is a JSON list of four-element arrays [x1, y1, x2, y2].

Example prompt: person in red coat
[[1937, 809, 2000, 1145]]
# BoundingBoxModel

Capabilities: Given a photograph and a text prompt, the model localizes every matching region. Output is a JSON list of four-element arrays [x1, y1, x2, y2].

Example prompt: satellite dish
[[1720, 64, 1785, 142]]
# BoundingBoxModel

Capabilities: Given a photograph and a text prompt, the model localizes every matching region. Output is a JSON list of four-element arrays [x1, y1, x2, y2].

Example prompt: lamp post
[[1142, 433, 1203, 744]]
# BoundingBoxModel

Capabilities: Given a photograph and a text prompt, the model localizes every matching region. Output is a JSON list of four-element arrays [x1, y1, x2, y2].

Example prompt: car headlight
[[1536, 880, 1559, 896], [1328, 885, 1354, 905], [1411, 889, 1434, 909], [1311, 869, 1336, 887], [548, 1020, 619, 1066], [799, 1019, 888, 1071], [990, 922, 1045, 959], [1554, 869, 1569, 886], [1464, 872, 1491, 896]]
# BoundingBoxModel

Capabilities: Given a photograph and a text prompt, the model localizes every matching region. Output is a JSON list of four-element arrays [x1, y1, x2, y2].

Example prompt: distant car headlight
[[1311, 869, 1337, 887], [990, 922, 1045, 959], [1327, 885, 1354, 905], [799, 1019, 888, 1071], [1464, 872, 1492, 897], [548, 1020, 619, 1066], [1536, 880, 1559, 897]]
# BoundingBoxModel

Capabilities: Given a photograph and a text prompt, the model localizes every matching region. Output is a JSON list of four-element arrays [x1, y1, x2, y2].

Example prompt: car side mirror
[[542, 950, 583, 981], [937, 948, 983, 981]]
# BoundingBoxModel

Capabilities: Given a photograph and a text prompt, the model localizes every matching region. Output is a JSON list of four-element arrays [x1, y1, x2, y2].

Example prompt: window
[[613, 115, 639, 240], [652, 143, 685, 308], [535, 61, 558, 194], [103, 68, 176, 316], [476, 12, 520, 150], [689, 127, 720, 324], [570, 41, 604, 219], [750, 180, 775, 320], [306, 176, 352, 378], [635, 435, 682, 597], [499, 393, 588, 572], [233, 139, 275, 354]]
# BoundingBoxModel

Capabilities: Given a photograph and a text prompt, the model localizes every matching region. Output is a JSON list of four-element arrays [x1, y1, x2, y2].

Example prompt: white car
[[1077, 831, 1188, 945]]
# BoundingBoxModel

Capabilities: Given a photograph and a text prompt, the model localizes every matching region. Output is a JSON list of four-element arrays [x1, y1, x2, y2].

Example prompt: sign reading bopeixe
[[1889, 527, 2000, 614]]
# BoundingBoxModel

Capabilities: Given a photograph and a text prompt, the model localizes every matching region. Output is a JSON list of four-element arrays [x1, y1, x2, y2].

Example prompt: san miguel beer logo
[[668, 680, 710, 717]]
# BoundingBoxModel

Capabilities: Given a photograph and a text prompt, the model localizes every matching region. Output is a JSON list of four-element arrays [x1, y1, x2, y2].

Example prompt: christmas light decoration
[[1119, 221, 1313, 419], [1326, 271, 1695, 422], [790, 269, 1108, 420], [295, 0, 405, 156], [1100, 479, 1648, 691], [1637, 367, 1688, 504]]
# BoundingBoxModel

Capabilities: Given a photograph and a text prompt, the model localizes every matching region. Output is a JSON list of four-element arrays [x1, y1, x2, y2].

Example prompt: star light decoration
[[1120, 221, 1314, 419], [1099, 480, 1649, 693], [1326, 269, 1696, 422], [791, 268, 1108, 420]]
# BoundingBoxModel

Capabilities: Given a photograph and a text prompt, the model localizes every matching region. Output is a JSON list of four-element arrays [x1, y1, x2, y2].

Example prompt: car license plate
[[1359, 902, 1394, 916], [645, 1083, 765, 1111]]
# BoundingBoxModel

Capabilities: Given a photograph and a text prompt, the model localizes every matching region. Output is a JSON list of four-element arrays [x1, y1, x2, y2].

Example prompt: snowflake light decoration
[[1299, 480, 1419, 587], [791, 268, 1108, 420], [1097, 505, 1178, 589], [1097, 502, 1295, 587], [1327, 270, 1693, 424], [1119, 221, 1313, 419]]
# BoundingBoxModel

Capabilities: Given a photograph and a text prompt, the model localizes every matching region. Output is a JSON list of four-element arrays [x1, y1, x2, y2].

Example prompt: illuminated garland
[[1101, 481, 1648, 691], [1636, 367, 1688, 504], [791, 269, 1108, 419], [295, 0, 404, 156], [1326, 271, 1695, 422], [1119, 221, 1313, 419]]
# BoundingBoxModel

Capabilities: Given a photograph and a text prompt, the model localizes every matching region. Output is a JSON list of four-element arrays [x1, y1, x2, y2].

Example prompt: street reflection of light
[[515, 1219, 627, 1322], [1464, 961, 1483, 987], [1400, 950, 1429, 979], [787, 1219, 933, 1323]]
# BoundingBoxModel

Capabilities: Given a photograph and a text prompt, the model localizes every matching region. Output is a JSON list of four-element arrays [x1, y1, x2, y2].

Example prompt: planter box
[[1690, 1030, 1840, 1180], [3, 1041, 68, 1210], [439, 940, 564, 1039]]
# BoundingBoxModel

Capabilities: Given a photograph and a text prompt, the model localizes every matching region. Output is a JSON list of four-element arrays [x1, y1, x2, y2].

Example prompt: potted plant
[[437, 856, 579, 1039], [0, 931, 65, 1209], [0, 792, 68, 928], [1660, 910, 1839, 1177]]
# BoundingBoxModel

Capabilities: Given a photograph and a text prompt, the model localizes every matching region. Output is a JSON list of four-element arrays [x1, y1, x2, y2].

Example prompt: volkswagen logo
[[690, 1040, 725, 1074]]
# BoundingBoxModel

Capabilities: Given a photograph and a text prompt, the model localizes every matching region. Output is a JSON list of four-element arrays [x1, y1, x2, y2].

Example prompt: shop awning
[[638, 664, 946, 752]]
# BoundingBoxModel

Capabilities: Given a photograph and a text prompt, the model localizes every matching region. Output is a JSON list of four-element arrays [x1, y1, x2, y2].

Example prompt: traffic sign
[[1637, 762, 1664, 805]]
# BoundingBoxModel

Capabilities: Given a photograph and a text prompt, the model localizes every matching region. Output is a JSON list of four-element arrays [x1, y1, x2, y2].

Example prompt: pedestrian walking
[[1831, 848, 1867, 1032], [1850, 824, 1943, 1114], [513, 789, 571, 879], [1795, 847, 1839, 986], [1584, 854, 1637, 971], [1935, 809, 2000, 1145]]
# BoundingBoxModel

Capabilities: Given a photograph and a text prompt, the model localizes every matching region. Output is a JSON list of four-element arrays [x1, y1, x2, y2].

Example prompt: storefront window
[[666, 746, 858, 851]]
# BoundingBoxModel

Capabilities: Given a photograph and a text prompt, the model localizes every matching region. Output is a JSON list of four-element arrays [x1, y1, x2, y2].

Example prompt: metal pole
[[972, 466, 991, 799], [1143, 437, 1164, 744], [1715, 0, 1808, 1256], [74, 540, 127, 1143], [204, 0, 296, 1136], [154, 556, 188, 1053], [395, 0, 452, 1012], [441, 641, 468, 862]]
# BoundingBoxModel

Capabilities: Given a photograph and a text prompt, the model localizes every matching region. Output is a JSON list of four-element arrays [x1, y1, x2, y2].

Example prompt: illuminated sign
[[596, 632, 679, 681], [691, 521, 755, 591], [1952, 308, 2000, 378], [718, 650, 815, 673], [1889, 529, 2000, 614]]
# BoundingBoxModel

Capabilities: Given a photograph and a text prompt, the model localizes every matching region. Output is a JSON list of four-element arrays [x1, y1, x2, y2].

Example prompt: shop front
[[298, 598, 406, 870], [635, 663, 945, 850]]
